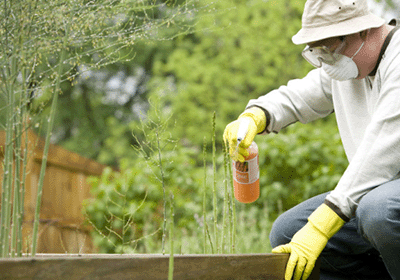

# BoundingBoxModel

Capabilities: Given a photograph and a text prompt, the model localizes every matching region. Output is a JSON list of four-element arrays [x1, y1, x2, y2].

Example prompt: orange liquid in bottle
[[233, 141, 260, 203]]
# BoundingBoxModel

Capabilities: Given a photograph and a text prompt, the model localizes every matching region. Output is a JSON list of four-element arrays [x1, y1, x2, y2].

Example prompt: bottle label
[[232, 157, 259, 184]]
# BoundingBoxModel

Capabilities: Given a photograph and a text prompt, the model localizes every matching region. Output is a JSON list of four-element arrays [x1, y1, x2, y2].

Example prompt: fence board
[[0, 129, 107, 254], [0, 253, 320, 280]]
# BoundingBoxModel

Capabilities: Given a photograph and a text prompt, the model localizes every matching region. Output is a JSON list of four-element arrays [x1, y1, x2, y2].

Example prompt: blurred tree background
[[2, 0, 398, 254]]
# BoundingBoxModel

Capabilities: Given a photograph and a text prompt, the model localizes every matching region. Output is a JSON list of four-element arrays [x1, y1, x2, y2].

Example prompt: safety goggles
[[302, 39, 346, 68]]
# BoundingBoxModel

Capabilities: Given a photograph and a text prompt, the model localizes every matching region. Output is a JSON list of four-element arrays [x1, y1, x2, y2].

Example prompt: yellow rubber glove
[[223, 107, 266, 162], [272, 204, 345, 280]]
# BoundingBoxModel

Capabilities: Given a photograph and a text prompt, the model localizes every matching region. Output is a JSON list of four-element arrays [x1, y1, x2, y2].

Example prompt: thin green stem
[[212, 112, 218, 254], [168, 193, 174, 280], [202, 137, 207, 254], [0, 53, 18, 258], [222, 143, 230, 254], [17, 71, 30, 257], [11, 60, 27, 257], [31, 19, 69, 256], [11, 106, 22, 258], [205, 222, 214, 254], [226, 141, 236, 254], [156, 128, 167, 255]]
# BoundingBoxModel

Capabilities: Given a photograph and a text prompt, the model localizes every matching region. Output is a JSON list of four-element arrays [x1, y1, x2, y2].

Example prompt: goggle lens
[[302, 45, 338, 68]]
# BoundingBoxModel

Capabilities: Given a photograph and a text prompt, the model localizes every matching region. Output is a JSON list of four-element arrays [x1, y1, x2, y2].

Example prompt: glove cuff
[[239, 107, 267, 134], [308, 204, 345, 239]]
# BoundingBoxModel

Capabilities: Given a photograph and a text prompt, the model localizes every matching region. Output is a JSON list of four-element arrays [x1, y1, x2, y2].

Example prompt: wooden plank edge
[[0, 253, 320, 280]]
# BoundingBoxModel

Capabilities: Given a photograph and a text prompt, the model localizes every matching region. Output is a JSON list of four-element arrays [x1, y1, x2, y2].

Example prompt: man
[[223, 0, 400, 279]]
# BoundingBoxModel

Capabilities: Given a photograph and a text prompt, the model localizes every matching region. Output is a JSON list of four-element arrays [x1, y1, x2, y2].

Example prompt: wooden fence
[[0, 129, 108, 254]]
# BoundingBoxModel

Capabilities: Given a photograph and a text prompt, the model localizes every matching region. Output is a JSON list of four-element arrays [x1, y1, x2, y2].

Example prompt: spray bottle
[[232, 119, 260, 203]]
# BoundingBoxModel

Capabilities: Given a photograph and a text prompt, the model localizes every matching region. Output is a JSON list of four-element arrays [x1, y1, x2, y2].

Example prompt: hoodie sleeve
[[246, 68, 334, 133]]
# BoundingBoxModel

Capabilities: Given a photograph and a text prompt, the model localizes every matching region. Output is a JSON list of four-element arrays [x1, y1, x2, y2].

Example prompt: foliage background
[[81, 0, 348, 254], [2, 0, 398, 254]]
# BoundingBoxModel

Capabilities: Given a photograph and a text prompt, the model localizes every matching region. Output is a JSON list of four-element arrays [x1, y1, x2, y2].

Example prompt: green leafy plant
[[256, 115, 348, 219], [84, 99, 205, 253], [84, 165, 163, 253]]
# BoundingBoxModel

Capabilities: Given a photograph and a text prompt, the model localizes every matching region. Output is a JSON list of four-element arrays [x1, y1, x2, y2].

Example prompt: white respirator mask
[[302, 37, 365, 81], [322, 41, 364, 81]]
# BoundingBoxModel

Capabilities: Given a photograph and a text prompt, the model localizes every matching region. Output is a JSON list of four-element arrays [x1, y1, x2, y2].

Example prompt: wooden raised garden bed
[[0, 253, 320, 280]]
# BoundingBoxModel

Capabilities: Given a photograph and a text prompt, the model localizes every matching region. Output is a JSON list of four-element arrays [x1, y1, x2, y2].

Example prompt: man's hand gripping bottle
[[232, 119, 260, 203]]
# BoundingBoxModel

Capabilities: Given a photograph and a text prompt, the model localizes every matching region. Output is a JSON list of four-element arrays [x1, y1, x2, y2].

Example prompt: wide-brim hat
[[292, 0, 386, 45]]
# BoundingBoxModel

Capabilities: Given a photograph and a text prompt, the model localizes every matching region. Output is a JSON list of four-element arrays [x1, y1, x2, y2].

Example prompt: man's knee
[[269, 208, 308, 248], [270, 211, 295, 248], [356, 182, 400, 248], [270, 193, 328, 248]]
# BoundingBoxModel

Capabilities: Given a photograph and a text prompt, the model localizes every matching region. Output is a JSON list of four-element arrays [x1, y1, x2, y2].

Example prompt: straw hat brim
[[292, 12, 386, 45]]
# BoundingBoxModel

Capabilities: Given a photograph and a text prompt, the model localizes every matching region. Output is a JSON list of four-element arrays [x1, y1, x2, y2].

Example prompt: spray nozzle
[[236, 118, 250, 147]]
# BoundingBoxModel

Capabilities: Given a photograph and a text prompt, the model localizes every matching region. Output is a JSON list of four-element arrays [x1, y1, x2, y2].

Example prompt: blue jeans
[[269, 178, 400, 280]]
